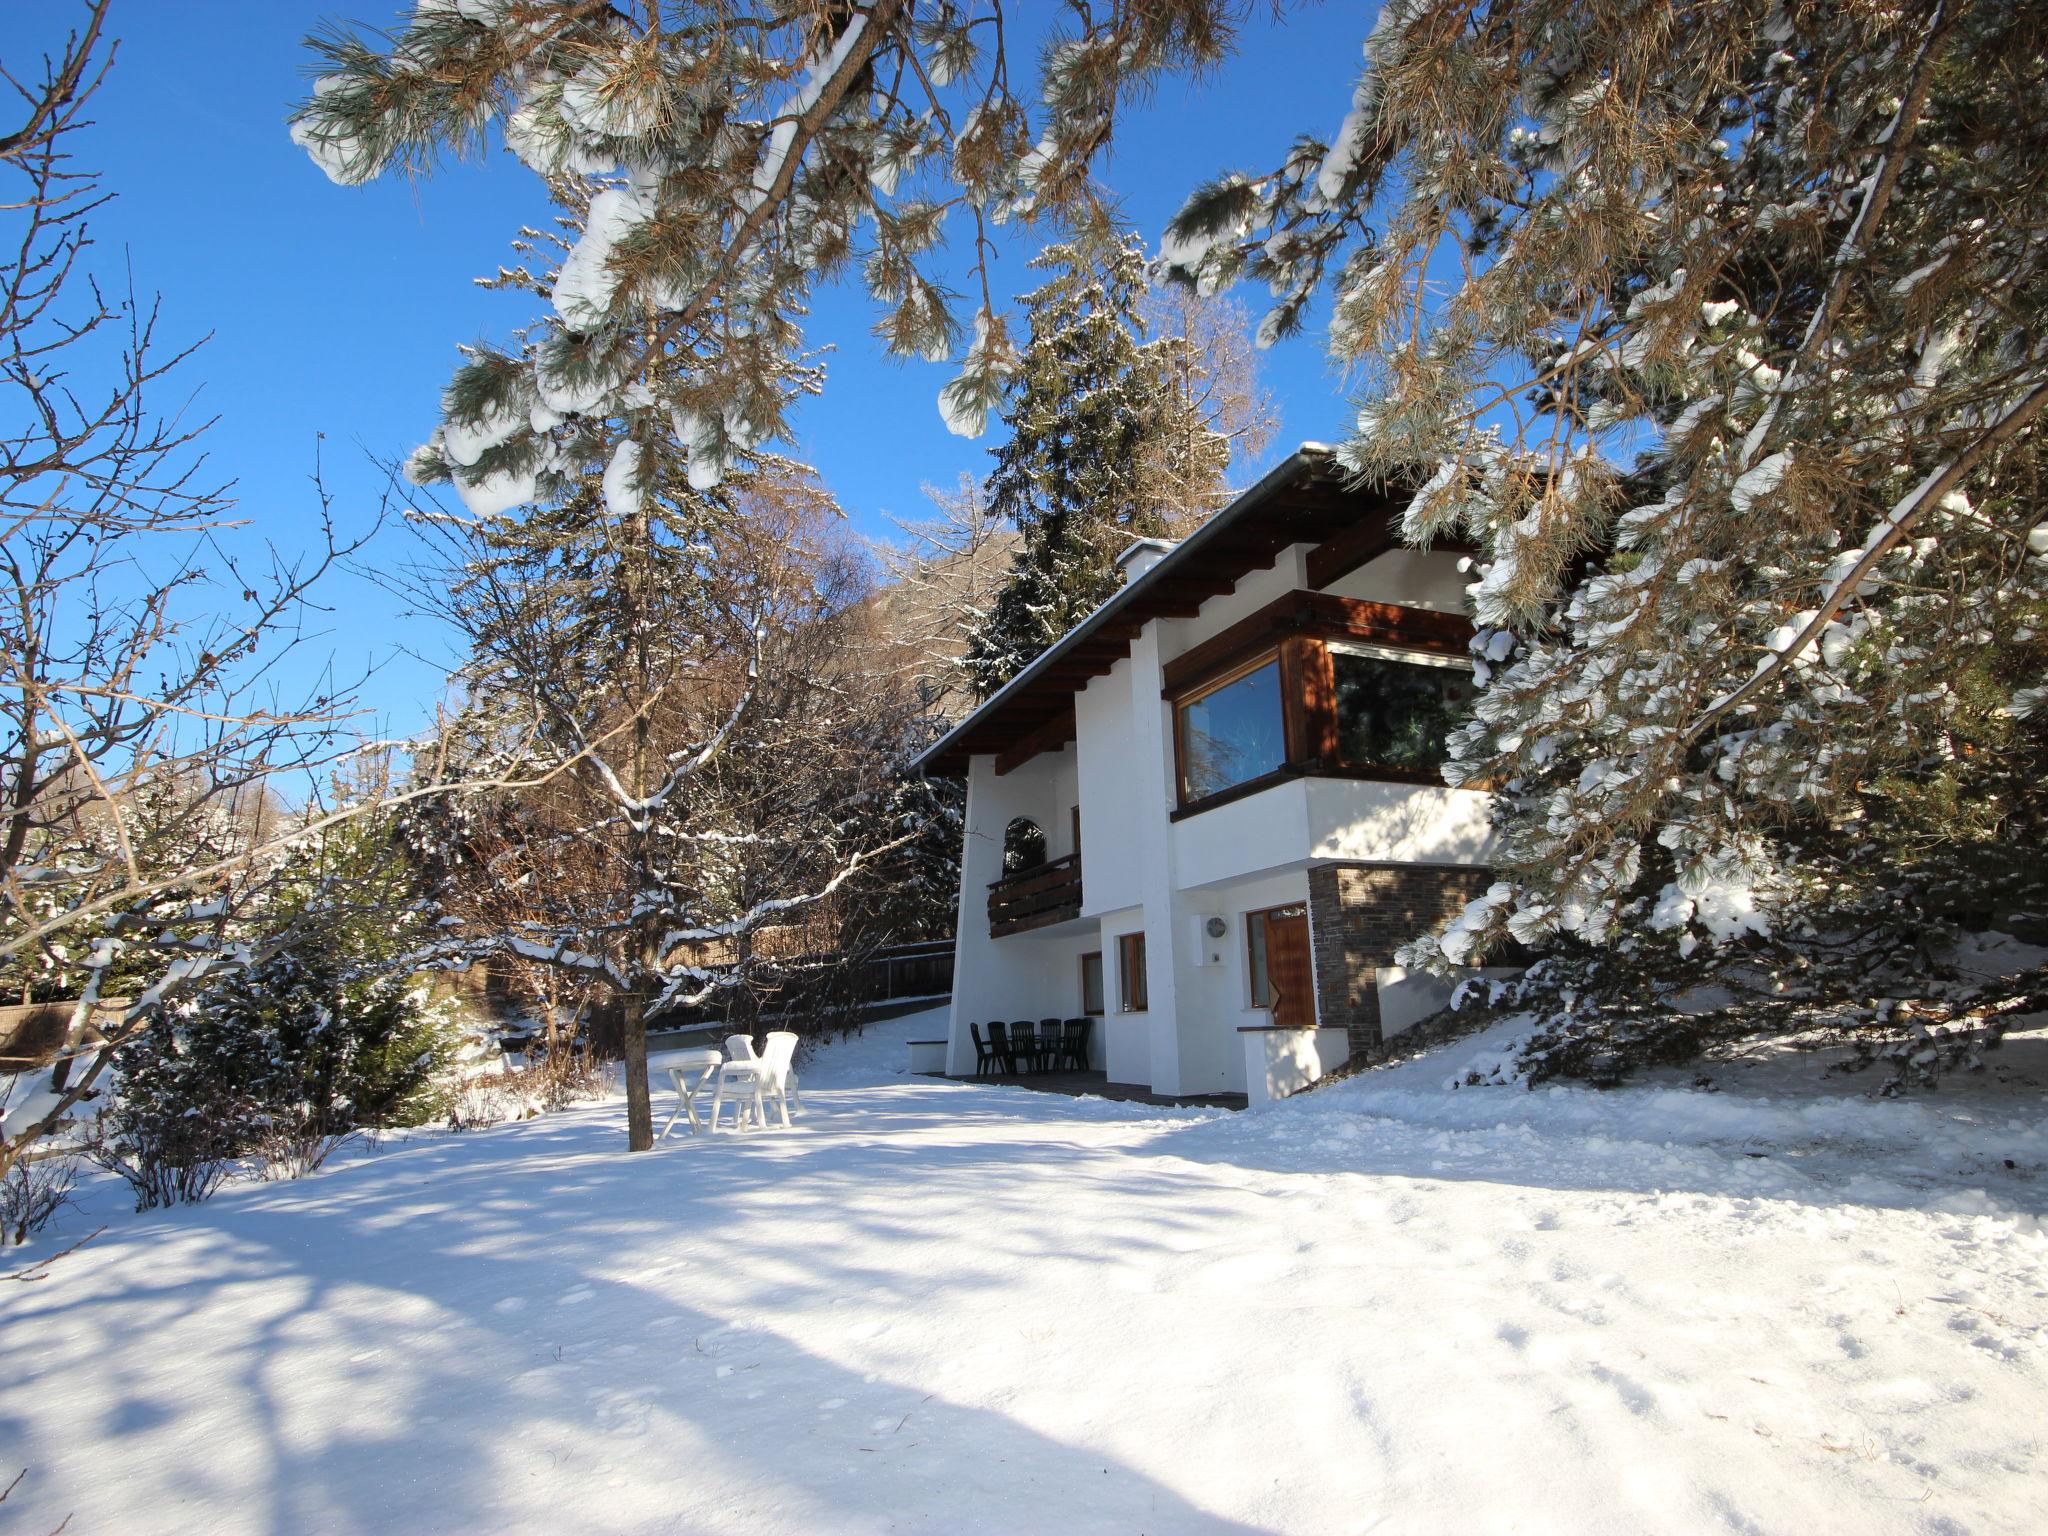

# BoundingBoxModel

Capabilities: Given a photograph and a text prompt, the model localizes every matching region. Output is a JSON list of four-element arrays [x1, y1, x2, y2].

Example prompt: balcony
[[987, 854, 1083, 938]]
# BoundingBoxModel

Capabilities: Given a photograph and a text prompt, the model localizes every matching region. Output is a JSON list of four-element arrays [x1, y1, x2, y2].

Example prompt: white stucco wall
[[1173, 779, 1312, 890], [1306, 778, 1497, 866], [1164, 867, 1316, 1094], [1325, 547, 1470, 611], [1156, 543, 1312, 654], [945, 751, 1092, 1077], [1094, 905, 1151, 1085], [1375, 964, 1522, 1038], [1074, 663, 1146, 918], [1170, 775, 1496, 889], [1242, 1027, 1352, 1105]]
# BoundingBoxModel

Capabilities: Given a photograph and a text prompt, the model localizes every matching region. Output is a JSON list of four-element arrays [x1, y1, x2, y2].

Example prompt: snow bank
[[1190, 1018, 2048, 1218]]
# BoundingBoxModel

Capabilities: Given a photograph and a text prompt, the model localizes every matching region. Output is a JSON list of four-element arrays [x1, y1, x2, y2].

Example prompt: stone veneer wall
[[1307, 862, 1496, 1060]]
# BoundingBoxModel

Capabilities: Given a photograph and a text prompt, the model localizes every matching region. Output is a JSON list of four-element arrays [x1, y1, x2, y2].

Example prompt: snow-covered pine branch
[[1161, 0, 2048, 1072]]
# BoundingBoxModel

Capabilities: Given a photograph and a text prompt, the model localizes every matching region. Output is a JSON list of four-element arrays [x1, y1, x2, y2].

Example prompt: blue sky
[[10, 2, 1376, 742]]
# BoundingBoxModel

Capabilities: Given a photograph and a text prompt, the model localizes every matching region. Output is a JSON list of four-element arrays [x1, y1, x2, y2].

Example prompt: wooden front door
[[1264, 909, 1315, 1029]]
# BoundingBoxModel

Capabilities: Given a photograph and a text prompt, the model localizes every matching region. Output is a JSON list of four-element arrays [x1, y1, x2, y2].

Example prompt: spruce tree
[[97, 808, 466, 1203], [964, 237, 1231, 696]]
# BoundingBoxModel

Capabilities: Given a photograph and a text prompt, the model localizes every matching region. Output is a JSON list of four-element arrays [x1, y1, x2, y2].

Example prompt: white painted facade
[[938, 533, 1498, 1101]]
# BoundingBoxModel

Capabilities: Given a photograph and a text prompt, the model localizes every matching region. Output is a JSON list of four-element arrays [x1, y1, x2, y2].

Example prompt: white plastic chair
[[741, 1032, 803, 1114], [707, 1030, 802, 1131]]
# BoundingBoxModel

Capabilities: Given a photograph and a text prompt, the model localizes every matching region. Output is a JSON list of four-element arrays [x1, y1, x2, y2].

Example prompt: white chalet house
[[914, 445, 1505, 1104]]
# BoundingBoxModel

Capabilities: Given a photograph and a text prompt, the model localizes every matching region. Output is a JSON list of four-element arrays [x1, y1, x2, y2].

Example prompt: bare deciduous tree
[[0, 6, 397, 1181], [400, 457, 924, 1151]]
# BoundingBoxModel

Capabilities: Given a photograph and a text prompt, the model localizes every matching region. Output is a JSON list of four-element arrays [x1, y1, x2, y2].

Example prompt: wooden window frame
[[1116, 931, 1148, 1013], [1170, 649, 1286, 807], [1163, 590, 1478, 815], [1080, 950, 1105, 1017], [1246, 902, 1309, 1009], [1162, 590, 1470, 698]]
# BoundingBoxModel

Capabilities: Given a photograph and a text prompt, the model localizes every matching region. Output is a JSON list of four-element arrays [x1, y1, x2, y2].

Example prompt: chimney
[[1115, 538, 1178, 587]]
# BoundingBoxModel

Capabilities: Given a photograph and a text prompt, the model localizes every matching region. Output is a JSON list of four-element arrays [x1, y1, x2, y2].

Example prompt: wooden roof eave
[[913, 446, 1427, 778]]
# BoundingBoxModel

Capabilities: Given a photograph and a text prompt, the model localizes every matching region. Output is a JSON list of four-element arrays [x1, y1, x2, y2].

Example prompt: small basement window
[[1328, 642, 1475, 776]]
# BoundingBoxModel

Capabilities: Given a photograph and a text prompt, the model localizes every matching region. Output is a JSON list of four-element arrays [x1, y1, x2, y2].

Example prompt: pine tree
[[964, 237, 1238, 696], [1163, 0, 2048, 1079], [291, 3, 1239, 470]]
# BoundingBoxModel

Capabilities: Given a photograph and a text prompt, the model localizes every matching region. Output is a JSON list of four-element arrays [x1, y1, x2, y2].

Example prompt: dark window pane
[[1002, 816, 1046, 875], [1331, 650, 1474, 773], [1178, 660, 1286, 801]]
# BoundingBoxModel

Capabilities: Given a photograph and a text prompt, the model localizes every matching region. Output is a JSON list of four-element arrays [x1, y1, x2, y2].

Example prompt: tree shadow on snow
[[0, 1083, 1284, 1536]]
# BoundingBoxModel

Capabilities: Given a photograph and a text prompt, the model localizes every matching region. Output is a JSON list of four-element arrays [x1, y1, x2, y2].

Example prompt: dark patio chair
[[968, 1022, 1002, 1076], [1058, 1018, 1091, 1071], [1004, 1021, 1040, 1073], [1037, 1019, 1062, 1064]]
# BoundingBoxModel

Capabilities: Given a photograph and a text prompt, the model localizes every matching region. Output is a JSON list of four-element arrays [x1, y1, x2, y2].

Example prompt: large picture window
[[1174, 656, 1286, 803], [1161, 590, 1479, 815], [1328, 642, 1474, 776]]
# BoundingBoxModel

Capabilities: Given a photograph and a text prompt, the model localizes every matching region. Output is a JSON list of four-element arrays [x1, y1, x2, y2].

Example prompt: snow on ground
[[3, 1005, 2044, 1534]]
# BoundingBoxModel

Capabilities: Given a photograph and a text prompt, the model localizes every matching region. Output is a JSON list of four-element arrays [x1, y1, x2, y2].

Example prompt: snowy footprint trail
[[2, 1006, 2043, 1534]]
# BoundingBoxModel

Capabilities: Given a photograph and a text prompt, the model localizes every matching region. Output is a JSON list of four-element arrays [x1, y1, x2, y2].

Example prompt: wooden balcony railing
[[988, 854, 1083, 938]]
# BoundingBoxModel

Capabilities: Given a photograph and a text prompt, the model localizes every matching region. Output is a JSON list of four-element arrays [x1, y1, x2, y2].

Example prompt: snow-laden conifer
[[1163, 0, 2048, 1077], [965, 236, 1262, 695], [292, 1, 1237, 469]]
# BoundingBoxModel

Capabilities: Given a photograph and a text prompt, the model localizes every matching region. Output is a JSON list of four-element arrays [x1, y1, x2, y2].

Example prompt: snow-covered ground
[[3, 1005, 2044, 1534]]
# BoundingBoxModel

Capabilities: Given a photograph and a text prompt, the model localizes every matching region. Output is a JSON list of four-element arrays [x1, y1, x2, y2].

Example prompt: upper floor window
[[1161, 590, 1479, 814], [1174, 655, 1286, 803], [1328, 642, 1475, 777]]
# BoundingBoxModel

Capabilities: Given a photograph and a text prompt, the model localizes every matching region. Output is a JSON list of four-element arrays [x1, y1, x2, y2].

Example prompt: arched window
[[1002, 816, 1046, 876]]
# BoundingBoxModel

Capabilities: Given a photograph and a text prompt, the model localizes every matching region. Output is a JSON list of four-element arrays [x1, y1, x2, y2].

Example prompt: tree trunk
[[622, 985, 653, 1151], [731, 926, 759, 1037], [622, 406, 658, 1153]]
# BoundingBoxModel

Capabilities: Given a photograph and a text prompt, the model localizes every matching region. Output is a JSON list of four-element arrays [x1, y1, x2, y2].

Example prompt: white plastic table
[[649, 1047, 723, 1138]]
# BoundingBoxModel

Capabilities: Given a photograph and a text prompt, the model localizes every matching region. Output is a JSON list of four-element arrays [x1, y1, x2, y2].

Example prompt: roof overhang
[[913, 445, 1433, 777]]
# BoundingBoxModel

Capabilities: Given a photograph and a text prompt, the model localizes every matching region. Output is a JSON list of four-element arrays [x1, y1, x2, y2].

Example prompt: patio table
[[649, 1046, 723, 1138]]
